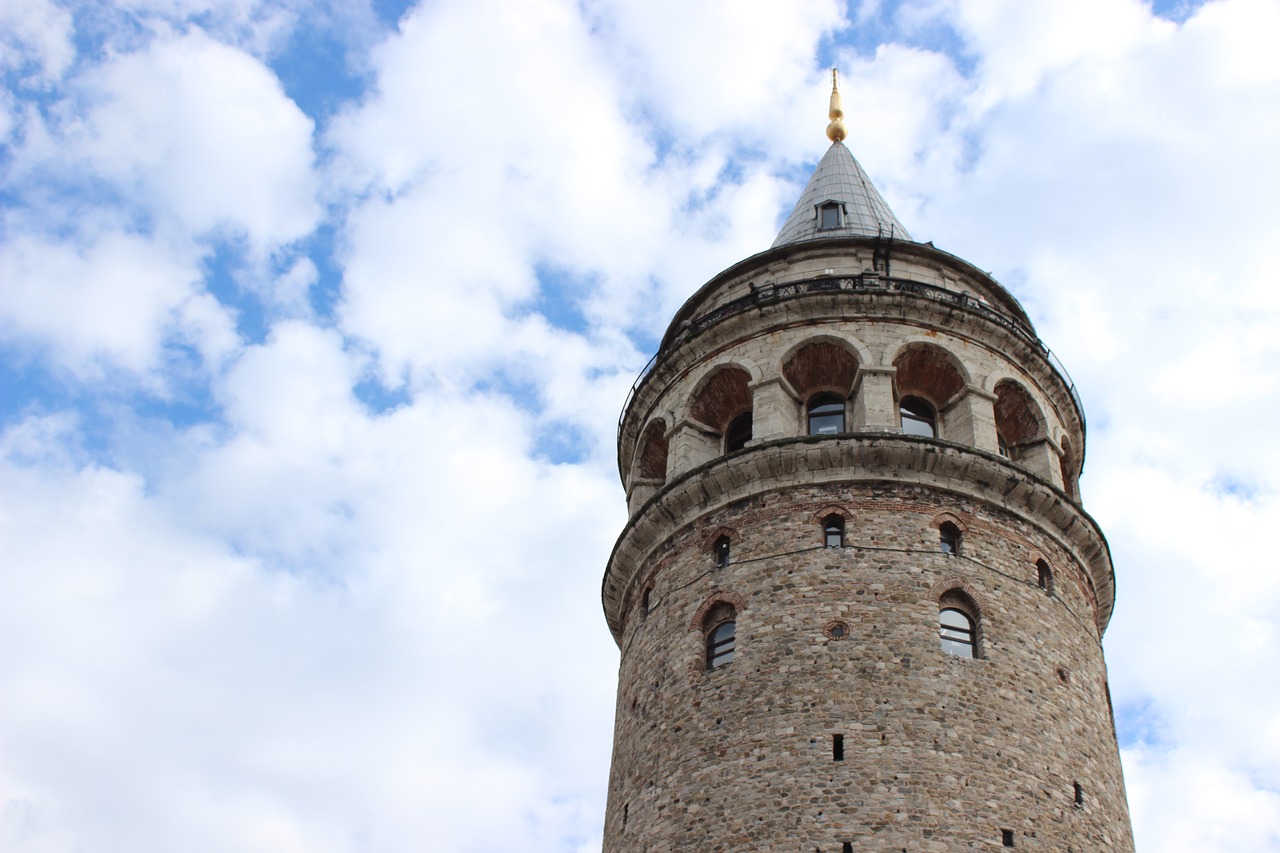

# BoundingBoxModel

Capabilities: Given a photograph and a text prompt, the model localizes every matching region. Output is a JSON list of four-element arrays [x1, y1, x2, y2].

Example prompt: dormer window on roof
[[818, 201, 843, 230]]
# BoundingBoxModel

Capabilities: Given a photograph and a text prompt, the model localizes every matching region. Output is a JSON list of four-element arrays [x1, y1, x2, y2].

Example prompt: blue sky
[[4, 1, 1280, 851]]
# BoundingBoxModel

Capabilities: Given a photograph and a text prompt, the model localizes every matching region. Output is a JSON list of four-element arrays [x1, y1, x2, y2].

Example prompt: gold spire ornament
[[826, 68, 846, 143]]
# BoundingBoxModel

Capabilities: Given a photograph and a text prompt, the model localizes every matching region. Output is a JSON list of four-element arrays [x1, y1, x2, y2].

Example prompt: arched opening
[[703, 602, 737, 670], [823, 514, 845, 548], [939, 522, 961, 555], [636, 419, 669, 482], [893, 344, 965, 440], [938, 590, 981, 658], [690, 366, 753, 456], [993, 380, 1044, 461], [807, 392, 846, 435], [1037, 559, 1054, 595], [713, 535, 731, 568]]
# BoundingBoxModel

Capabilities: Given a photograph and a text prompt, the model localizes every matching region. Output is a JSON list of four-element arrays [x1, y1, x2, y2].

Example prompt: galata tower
[[601, 72, 1134, 852]]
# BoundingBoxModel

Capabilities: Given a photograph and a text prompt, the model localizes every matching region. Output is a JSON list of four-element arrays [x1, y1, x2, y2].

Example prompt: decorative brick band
[[930, 510, 969, 532]]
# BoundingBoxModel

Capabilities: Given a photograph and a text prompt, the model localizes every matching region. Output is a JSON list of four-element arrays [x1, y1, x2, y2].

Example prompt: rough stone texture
[[603, 483, 1132, 852], [603, 235, 1131, 851]]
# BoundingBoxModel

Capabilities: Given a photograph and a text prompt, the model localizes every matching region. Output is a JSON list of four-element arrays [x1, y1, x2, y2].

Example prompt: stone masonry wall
[[603, 481, 1133, 852]]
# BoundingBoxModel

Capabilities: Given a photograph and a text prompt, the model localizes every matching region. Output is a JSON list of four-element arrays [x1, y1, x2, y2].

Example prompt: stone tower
[[601, 74, 1133, 851]]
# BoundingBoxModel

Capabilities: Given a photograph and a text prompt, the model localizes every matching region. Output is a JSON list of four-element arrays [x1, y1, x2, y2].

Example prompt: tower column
[[749, 377, 799, 442], [666, 418, 719, 477], [851, 366, 897, 431], [943, 384, 999, 450]]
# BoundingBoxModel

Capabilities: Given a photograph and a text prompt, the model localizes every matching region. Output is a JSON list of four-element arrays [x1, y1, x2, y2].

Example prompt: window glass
[[807, 393, 845, 435], [824, 516, 844, 548], [707, 620, 736, 669], [900, 396, 936, 437], [819, 203, 841, 229], [939, 608, 975, 657], [725, 412, 752, 452]]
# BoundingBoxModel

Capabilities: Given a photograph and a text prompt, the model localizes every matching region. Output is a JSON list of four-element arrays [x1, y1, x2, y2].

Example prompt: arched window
[[823, 515, 845, 548], [938, 591, 981, 658], [724, 411, 752, 452], [713, 535, 731, 568], [899, 396, 936, 437], [703, 602, 737, 669], [1037, 559, 1054, 594], [939, 522, 961, 556], [807, 392, 845, 435]]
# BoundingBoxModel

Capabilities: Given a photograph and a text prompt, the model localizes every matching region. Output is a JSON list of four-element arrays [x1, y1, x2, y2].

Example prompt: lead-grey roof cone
[[772, 141, 911, 247]]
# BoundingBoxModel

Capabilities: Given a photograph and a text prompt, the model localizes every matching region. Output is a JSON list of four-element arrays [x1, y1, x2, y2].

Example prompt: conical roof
[[772, 141, 911, 247]]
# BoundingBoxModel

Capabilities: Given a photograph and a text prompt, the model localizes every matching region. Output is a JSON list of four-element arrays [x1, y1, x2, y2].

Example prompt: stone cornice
[[602, 434, 1115, 644]]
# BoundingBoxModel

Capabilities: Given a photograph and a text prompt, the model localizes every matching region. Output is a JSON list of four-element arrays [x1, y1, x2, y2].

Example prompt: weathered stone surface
[[602, 235, 1131, 852]]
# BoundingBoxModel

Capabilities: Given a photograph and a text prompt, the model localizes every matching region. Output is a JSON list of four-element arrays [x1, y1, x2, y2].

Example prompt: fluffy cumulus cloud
[[3, 0, 1280, 851]]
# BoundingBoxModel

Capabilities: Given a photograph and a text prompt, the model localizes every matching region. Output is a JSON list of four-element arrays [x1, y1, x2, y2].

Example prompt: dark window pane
[[725, 412, 752, 452], [900, 397, 936, 438], [808, 393, 845, 435], [820, 203, 841, 229], [939, 523, 960, 555], [707, 620, 736, 669]]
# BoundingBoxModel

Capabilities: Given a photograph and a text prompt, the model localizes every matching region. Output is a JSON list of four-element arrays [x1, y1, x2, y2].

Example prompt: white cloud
[[0, 225, 238, 379], [0, 0, 75, 84], [65, 31, 321, 249], [6, 0, 1280, 850]]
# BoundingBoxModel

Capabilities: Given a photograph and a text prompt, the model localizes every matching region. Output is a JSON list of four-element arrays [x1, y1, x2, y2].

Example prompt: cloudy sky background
[[3, 0, 1279, 850]]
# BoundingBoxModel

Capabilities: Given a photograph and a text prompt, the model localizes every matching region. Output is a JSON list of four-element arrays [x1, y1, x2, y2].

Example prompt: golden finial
[[826, 68, 846, 143]]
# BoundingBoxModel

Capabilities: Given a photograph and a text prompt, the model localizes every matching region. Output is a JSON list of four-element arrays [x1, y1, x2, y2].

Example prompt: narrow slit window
[[823, 515, 845, 548], [1002, 829, 1015, 847], [939, 522, 961, 556], [1074, 782, 1084, 807], [1037, 559, 1053, 594], [832, 734, 844, 761], [714, 535, 731, 568], [842, 843, 853, 853]]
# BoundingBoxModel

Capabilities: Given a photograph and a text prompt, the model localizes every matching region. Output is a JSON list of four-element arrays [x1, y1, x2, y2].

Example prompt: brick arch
[[689, 365, 753, 432], [994, 379, 1047, 446], [633, 417, 670, 482], [929, 511, 969, 533], [891, 342, 969, 406], [689, 590, 747, 631], [811, 504, 851, 525], [781, 338, 861, 398], [703, 526, 740, 548], [928, 576, 990, 613]]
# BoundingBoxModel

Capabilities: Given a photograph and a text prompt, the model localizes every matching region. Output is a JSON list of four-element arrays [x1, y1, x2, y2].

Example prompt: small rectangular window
[[1002, 828, 1015, 847], [842, 843, 853, 853], [832, 733, 844, 761]]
